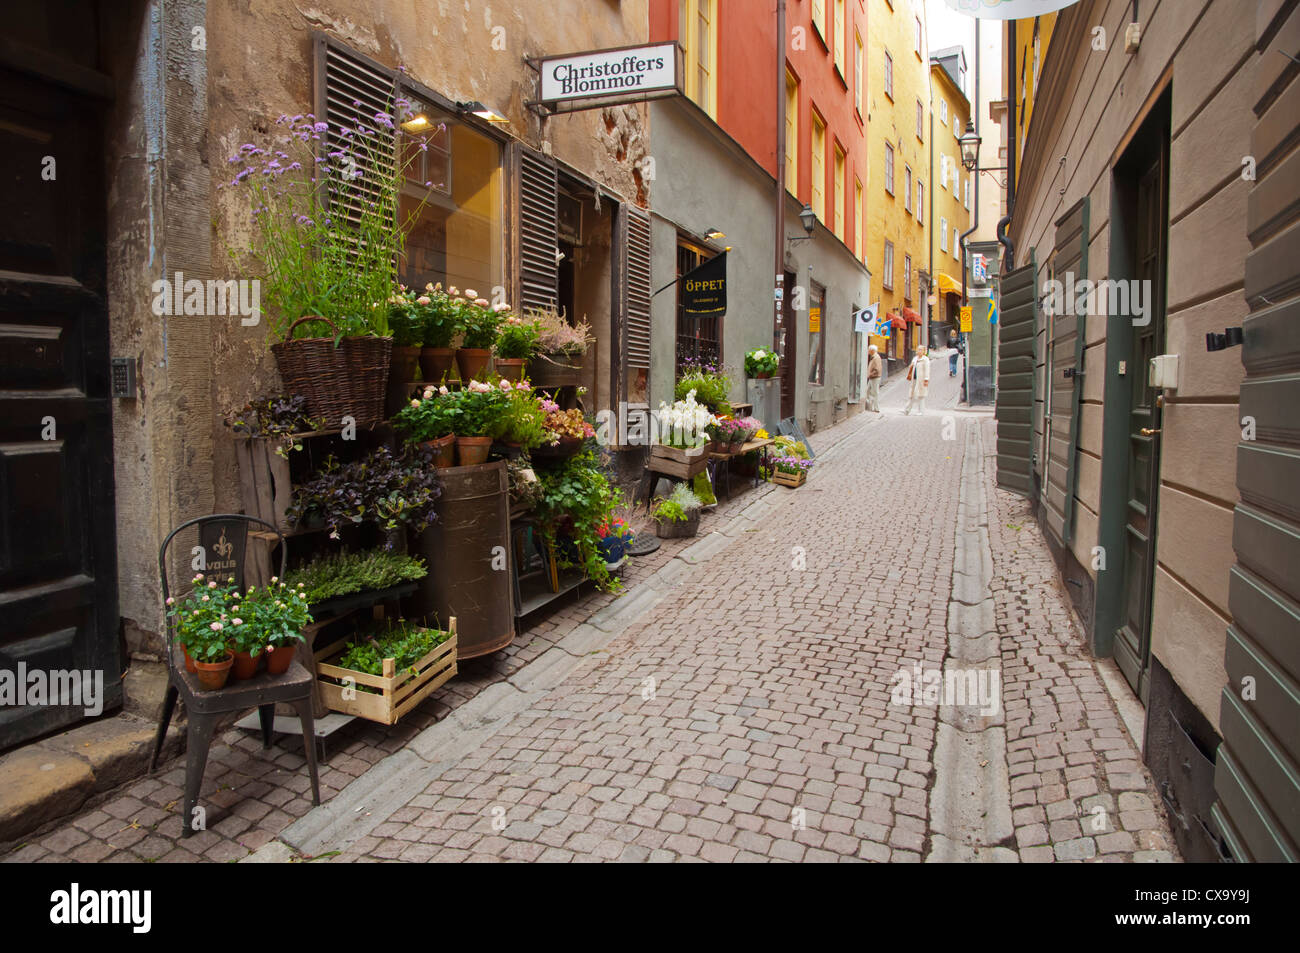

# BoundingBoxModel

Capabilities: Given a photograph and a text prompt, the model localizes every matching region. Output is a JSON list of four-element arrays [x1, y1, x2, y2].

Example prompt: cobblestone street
[[2, 361, 1177, 864]]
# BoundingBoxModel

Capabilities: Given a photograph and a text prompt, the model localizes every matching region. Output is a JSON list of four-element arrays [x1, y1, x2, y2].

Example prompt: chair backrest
[[158, 514, 286, 663]]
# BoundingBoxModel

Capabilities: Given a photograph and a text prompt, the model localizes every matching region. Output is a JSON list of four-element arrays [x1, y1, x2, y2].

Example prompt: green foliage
[[281, 548, 428, 606], [338, 621, 451, 678], [287, 445, 441, 537], [498, 386, 550, 449], [392, 387, 457, 443], [772, 435, 810, 459], [223, 394, 326, 457], [166, 575, 239, 662], [692, 471, 716, 506], [495, 316, 541, 360], [458, 298, 506, 349], [386, 294, 424, 347], [650, 482, 702, 523], [674, 366, 732, 415], [743, 347, 779, 377], [533, 446, 623, 591], [232, 579, 314, 651]]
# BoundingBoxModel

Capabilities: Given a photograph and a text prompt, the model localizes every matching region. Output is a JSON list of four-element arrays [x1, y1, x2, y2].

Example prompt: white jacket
[[908, 354, 931, 397]]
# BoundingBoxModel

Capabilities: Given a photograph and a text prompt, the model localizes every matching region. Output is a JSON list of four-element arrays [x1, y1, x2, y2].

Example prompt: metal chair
[[149, 513, 320, 837]]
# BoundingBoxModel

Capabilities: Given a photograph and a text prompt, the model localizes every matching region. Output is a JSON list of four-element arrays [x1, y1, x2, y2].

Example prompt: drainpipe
[[927, 70, 934, 350], [960, 16, 980, 403], [997, 215, 1014, 274], [774, 0, 787, 354]]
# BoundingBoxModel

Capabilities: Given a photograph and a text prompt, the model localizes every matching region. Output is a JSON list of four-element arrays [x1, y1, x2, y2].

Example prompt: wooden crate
[[647, 443, 710, 480], [771, 468, 807, 488], [314, 618, 458, 725]]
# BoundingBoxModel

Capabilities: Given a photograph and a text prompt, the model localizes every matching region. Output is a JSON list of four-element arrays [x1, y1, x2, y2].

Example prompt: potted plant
[[282, 548, 428, 608], [286, 445, 441, 539], [239, 579, 314, 676], [771, 454, 813, 488], [744, 347, 779, 380], [527, 306, 593, 386], [497, 381, 551, 451], [596, 518, 633, 565], [494, 313, 541, 381], [225, 112, 428, 428], [451, 380, 509, 465], [393, 385, 458, 468], [411, 283, 459, 382], [166, 575, 238, 690], [387, 287, 425, 383], [532, 445, 624, 591], [675, 359, 733, 416], [539, 405, 596, 460], [651, 484, 703, 538], [455, 293, 507, 382]]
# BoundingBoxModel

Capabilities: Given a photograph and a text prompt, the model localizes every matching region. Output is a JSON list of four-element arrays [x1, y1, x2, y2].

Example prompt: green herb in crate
[[339, 620, 451, 678], [281, 548, 428, 606]]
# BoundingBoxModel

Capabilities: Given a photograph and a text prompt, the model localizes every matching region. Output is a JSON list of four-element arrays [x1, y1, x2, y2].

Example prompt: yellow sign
[[959, 306, 972, 333], [809, 307, 821, 333]]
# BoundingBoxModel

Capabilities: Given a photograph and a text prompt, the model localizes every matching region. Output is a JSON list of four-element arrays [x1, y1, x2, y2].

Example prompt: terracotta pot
[[194, 654, 234, 691], [494, 357, 526, 382], [421, 433, 457, 469], [456, 347, 491, 382], [756, 370, 774, 379], [532, 434, 583, 461], [419, 347, 455, 383], [181, 645, 197, 674], [456, 435, 493, 466], [391, 345, 421, 383], [230, 648, 265, 681], [265, 643, 296, 676]]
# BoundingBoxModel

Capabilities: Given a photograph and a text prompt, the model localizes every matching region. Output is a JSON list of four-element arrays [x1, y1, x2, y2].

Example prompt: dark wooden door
[[1113, 139, 1169, 703], [779, 269, 797, 419], [0, 64, 121, 748]]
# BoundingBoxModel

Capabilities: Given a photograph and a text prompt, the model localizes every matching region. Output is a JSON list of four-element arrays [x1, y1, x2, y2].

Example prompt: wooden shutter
[[1211, 0, 1300, 863], [623, 205, 652, 374], [1042, 198, 1088, 546], [513, 145, 558, 312], [317, 38, 397, 231], [995, 253, 1039, 498]]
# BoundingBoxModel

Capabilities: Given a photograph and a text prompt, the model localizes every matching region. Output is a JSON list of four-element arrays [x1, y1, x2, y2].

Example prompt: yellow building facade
[[865, 0, 930, 361], [928, 57, 971, 345]]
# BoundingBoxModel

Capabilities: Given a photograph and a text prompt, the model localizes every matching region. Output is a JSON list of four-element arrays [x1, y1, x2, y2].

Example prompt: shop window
[[396, 96, 504, 298], [808, 284, 826, 385], [676, 240, 721, 369]]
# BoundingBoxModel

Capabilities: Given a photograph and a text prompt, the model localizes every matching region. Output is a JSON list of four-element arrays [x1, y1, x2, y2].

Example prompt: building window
[[855, 178, 864, 260], [397, 96, 504, 297], [904, 165, 912, 212], [939, 100, 947, 126], [953, 226, 960, 260], [916, 99, 924, 140], [964, 178, 970, 209], [883, 240, 894, 289], [812, 0, 827, 42], [940, 217, 948, 251], [916, 180, 923, 222], [904, 255, 912, 302], [855, 31, 864, 115], [808, 284, 826, 385], [884, 142, 894, 195], [833, 145, 846, 240], [915, 16, 923, 56], [884, 50, 893, 99], [680, 0, 718, 118], [939, 154, 948, 190], [676, 240, 721, 368], [834, 0, 846, 76], [785, 69, 799, 196], [811, 111, 826, 220]]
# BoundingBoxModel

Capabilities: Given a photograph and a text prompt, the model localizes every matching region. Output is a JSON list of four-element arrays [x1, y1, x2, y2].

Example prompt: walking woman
[[865, 344, 882, 412], [904, 346, 931, 415]]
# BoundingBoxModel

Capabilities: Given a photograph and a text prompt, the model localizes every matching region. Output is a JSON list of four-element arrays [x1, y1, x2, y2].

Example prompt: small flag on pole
[[988, 299, 999, 325], [854, 303, 879, 334]]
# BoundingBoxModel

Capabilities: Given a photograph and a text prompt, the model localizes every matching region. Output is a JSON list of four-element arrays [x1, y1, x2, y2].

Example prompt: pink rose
[[416, 295, 430, 305]]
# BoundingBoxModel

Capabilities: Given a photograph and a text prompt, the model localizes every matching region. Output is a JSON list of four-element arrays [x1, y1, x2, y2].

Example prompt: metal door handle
[[1141, 427, 1161, 436]]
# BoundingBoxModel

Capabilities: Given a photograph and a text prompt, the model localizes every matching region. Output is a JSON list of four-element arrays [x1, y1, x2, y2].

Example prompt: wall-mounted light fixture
[[457, 101, 509, 123], [1206, 327, 1243, 351], [787, 204, 817, 246]]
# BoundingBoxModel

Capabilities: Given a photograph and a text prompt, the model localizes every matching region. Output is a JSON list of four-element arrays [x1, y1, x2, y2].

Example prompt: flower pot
[[597, 536, 625, 564], [421, 433, 457, 469], [755, 370, 774, 379], [494, 357, 526, 382], [456, 347, 491, 382], [265, 643, 296, 676], [532, 434, 583, 461], [181, 644, 197, 674], [391, 345, 421, 383], [194, 653, 234, 691], [420, 347, 455, 384], [456, 435, 493, 466], [230, 648, 264, 681], [654, 510, 700, 539]]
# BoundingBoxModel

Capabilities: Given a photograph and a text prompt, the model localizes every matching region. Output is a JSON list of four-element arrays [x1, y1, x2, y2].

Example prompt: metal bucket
[[407, 460, 514, 659]]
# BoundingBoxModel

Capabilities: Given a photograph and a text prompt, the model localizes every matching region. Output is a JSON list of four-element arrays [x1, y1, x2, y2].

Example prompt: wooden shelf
[[515, 568, 585, 618], [307, 580, 420, 621]]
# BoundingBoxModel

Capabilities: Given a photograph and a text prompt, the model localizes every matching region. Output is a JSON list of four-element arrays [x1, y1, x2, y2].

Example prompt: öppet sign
[[538, 43, 680, 106]]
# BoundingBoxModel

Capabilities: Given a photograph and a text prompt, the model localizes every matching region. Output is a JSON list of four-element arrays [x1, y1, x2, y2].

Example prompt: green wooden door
[[995, 255, 1039, 498]]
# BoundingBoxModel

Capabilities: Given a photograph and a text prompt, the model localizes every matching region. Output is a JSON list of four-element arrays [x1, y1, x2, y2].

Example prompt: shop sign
[[959, 306, 973, 332], [537, 43, 680, 107], [681, 251, 727, 316], [809, 307, 821, 333]]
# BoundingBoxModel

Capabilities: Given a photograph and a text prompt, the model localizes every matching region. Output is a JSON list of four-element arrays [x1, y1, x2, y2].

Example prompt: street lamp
[[788, 204, 817, 246], [959, 120, 981, 172]]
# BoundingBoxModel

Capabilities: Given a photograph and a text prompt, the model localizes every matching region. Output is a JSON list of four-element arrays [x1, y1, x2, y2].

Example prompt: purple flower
[[313, 121, 328, 132]]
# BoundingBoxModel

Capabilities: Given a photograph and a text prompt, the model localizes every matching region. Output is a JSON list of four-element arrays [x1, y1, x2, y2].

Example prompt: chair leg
[[149, 683, 179, 773], [258, 703, 275, 750], [182, 715, 216, 838], [292, 699, 322, 807]]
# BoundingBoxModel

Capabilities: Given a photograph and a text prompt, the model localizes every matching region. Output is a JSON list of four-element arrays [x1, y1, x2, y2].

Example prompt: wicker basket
[[270, 316, 391, 428]]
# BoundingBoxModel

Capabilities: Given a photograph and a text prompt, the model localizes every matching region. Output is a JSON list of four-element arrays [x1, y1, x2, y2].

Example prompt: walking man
[[865, 344, 882, 412], [903, 346, 931, 415]]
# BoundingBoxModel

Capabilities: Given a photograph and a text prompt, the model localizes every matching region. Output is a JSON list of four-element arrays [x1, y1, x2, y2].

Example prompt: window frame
[[904, 164, 912, 212], [884, 142, 895, 195], [916, 98, 924, 141], [785, 68, 799, 197], [940, 216, 948, 252], [904, 253, 912, 302], [883, 240, 895, 290], [854, 30, 864, 117], [833, 0, 846, 78], [884, 50, 894, 100], [810, 110, 826, 221], [916, 179, 923, 222], [808, 282, 827, 386]]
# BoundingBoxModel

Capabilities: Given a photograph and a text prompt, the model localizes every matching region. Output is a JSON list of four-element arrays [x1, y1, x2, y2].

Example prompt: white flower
[[270, 576, 279, 583], [201, 595, 210, 602], [753, 349, 766, 359], [464, 289, 478, 298], [411, 399, 420, 408], [209, 622, 223, 631], [207, 581, 217, 589], [232, 618, 243, 626]]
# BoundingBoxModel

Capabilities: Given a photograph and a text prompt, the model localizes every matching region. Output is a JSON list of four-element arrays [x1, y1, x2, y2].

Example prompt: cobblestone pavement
[[4, 358, 1177, 862], [0, 377, 884, 864]]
